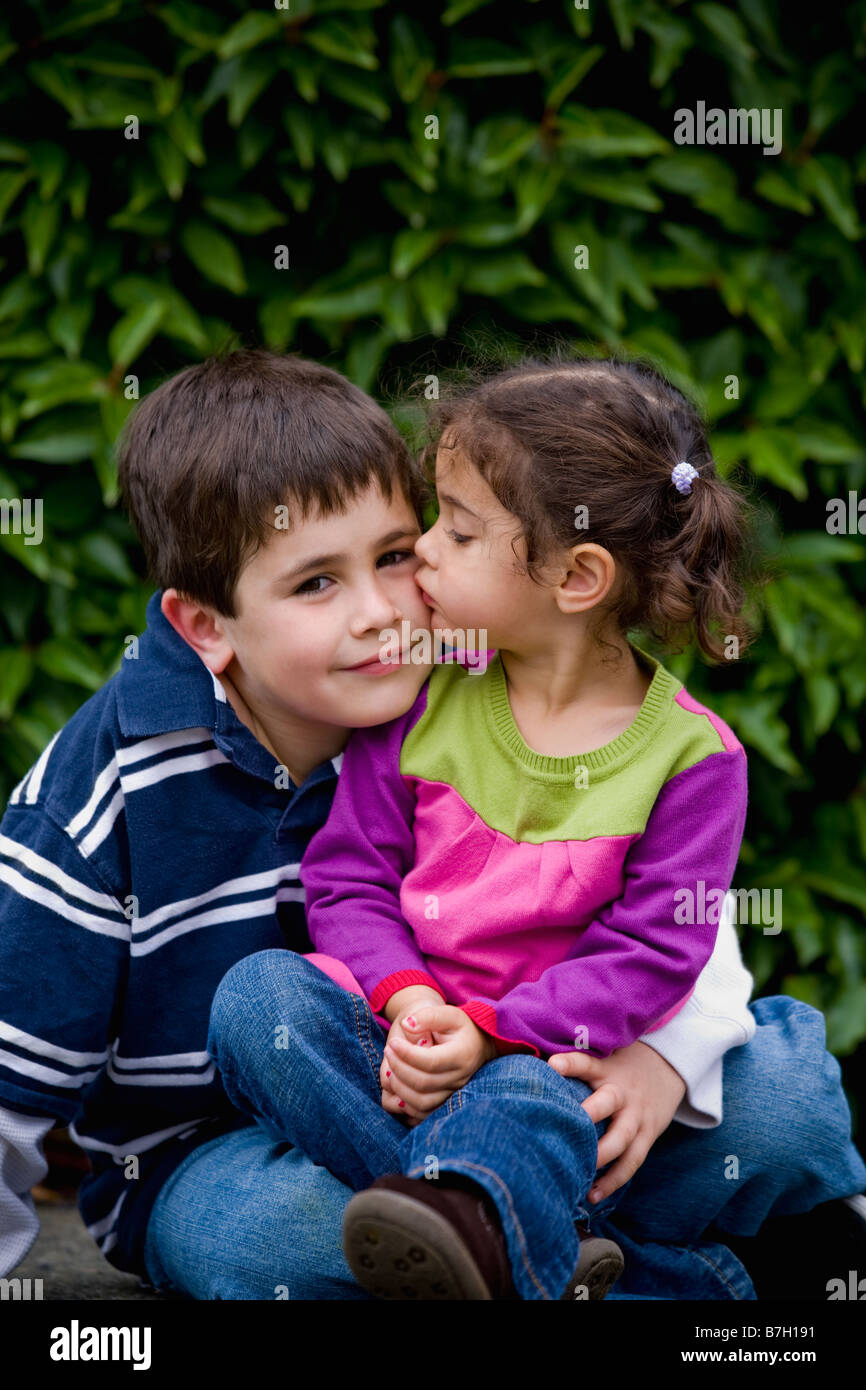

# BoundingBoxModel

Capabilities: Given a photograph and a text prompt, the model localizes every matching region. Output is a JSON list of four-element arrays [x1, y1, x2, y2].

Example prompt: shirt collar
[[115, 591, 343, 791]]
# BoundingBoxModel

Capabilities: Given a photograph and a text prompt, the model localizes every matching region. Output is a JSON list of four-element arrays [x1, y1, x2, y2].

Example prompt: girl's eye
[[446, 528, 472, 545], [294, 575, 333, 596]]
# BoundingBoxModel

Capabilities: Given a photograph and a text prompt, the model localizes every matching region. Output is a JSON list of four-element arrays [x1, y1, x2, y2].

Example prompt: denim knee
[[207, 949, 317, 1063], [473, 1052, 595, 1114], [731, 995, 858, 1167]]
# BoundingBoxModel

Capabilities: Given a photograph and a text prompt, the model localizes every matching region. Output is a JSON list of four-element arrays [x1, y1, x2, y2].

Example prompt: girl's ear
[[161, 588, 236, 673], [553, 544, 617, 615]]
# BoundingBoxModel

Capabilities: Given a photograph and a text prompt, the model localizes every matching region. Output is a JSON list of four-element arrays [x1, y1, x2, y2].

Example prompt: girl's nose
[[414, 524, 436, 564]]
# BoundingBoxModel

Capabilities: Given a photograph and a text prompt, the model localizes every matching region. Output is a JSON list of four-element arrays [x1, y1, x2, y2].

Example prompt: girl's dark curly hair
[[411, 347, 760, 663]]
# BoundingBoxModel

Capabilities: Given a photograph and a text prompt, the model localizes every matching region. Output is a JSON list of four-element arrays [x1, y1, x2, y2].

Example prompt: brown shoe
[[343, 1173, 624, 1300], [343, 1173, 515, 1299], [560, 1226, 625, 1300]]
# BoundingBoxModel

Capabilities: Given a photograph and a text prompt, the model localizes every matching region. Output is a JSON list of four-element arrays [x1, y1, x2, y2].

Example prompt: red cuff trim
[[369, 970, 445, 1015], [458, 1001, 540, 1058]]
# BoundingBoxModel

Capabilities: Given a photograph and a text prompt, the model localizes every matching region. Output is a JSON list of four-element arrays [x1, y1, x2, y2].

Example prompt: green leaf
[[180, 221, 247, 293], [695, 2, 757, 70], [0, 169, 34, 225], [754, 167, 812, 215], [8, 412, 102, 464], [0, 329, 53, 360], [718, 692, 802, 775], [799, 156, 861, 240], [304, 18, 378, 70], [779, 534, 865, 568], [36, 636, 106, 691], [556, 107, 670, 159], [449, 39, 536, 78], [391, 228, 444, 279], [150, 131, 186, 201], [320, 68, 390, 121], [283, 109, 316, 171], [216, 12, 283, 60], [292, 279, 387, 320], [108, 301, 167, 370], [462, 251, 546, 296], [545, 48, 604, 112], [202, 194, 284, 235], [227, 53, 281, 127], [76, 532, 137, 586], [46, 297, 94, 359], [20, 196, 60, 275], [566, 168, 663, 211], [0, 648, 34, 721], [389, 16, 435, 104], [156, 1, 224, 50]]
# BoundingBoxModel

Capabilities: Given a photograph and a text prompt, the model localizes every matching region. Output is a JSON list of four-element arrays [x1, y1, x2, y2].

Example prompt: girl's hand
[[380, 1005, 497, 1124], [547, 1039, 686, 1203]]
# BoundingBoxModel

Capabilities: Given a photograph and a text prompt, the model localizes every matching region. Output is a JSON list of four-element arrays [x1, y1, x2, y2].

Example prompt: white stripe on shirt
[[131, 887, 304, 957], [0, 1020, 108, 1069], [0, 834, 123, 914], [132, 864, 302, 934], [24, 732, 61, 805], [0, 863, 129, 940], [0, 1046, 103, 1089]]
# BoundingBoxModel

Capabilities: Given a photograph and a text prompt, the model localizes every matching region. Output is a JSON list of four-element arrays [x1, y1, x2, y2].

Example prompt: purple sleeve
[[459, 750, 748, 1059], [299, 682, 444, 1011]]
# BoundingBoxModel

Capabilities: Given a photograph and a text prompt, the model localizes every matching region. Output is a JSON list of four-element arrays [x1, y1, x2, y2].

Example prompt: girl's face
[[413, 438, 555, 650]]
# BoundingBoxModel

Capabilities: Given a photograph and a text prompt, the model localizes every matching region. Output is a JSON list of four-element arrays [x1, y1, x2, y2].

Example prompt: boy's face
[[220, 481, 434, 730]]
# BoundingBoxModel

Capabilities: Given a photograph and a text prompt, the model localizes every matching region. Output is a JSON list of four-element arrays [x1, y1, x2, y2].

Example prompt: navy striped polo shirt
[[0, 589, 342, 1277]]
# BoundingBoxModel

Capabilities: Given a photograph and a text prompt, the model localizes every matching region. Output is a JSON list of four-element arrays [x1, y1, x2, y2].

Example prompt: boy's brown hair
[[117, 348, 426, 616]]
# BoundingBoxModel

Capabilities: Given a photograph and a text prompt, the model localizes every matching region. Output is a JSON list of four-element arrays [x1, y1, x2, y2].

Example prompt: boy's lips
[[344, 648, 403, 671]]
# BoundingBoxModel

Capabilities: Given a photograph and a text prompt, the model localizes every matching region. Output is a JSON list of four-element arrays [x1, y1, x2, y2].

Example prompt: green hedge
[[1, 3, 865, 1077]]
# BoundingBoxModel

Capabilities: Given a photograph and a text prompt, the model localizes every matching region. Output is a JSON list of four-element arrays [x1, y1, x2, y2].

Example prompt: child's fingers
[[387, 1031, 465, 1076], [384, 1046, 445, 1095], [401, 1006, 464, 1038], [578, 1081, 624, 1127], [381, 1087, 423, 1121], [589, 1118, 649, 1202]]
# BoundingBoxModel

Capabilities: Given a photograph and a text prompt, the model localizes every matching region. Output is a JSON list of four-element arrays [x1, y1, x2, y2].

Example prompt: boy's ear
[[161, 589, 236, 673], [553, 543, 617, 615]]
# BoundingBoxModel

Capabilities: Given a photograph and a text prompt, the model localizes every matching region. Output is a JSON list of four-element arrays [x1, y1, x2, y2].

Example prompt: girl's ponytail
[[646, 454, 756, 663]]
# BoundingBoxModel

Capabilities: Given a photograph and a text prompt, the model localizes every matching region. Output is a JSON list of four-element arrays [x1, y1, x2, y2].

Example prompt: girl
[[272, 356, 782, 1298]]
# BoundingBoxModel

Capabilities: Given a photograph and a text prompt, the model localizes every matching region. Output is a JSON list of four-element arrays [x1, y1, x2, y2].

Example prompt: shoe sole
[[342, 1189, 494, 1300], [567, 1238, 625, 1301]]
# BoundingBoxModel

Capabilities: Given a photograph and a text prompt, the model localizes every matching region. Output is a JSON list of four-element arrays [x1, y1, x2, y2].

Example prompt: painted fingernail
[[404, 1016, 417, 1029], [417, 1038, 428, 1046], [385, 1069, 391, 1078], [398, 1099, 406, 1108]]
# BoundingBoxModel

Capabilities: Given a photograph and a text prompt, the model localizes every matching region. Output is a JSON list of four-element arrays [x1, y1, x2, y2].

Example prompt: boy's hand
[[380, 1005, 497, 1124], [547, 1039, 687, 1203]]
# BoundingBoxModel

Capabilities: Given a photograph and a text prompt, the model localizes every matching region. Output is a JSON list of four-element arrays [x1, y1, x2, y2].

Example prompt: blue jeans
[[143, 951, 866, 1300]]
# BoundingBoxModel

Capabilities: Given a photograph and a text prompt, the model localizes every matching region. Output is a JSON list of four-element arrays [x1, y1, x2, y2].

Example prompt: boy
[[0, 349, 863, 1300]]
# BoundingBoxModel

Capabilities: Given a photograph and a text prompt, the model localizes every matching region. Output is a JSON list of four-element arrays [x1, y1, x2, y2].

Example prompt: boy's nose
[[352, 581, 403, 633]]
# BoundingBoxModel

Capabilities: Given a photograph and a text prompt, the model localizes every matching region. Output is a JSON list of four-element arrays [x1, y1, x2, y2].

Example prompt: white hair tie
[[671, 461, 699, 494]]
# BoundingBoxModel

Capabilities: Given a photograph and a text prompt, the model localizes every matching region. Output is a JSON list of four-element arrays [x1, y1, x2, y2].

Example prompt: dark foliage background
[[1, 0, 864, 1134]]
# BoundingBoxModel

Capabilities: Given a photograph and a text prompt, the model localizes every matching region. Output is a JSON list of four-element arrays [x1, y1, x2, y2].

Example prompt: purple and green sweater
[[301, 647, 747, 1060]]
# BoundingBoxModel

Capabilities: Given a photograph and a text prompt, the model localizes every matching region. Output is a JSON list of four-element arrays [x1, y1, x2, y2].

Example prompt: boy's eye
[[294, 575, 333, 595], [377, 549, 415, 567], [445, 528, 472, 545]]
